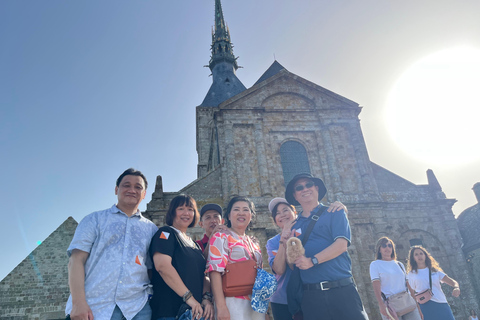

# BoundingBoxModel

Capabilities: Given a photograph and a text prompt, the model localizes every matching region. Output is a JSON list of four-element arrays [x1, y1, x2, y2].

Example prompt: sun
[[385, 47, 480, 165]]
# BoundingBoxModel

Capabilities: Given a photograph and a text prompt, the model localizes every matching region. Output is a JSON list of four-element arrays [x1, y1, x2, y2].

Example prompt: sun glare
[[386, 47, 480, 165]]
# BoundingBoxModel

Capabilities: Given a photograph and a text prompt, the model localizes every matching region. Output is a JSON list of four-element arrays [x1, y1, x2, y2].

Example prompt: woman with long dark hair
[[149, 195, 214, 320], [369, 237, 421, 320], [407, 246, 460, 320]]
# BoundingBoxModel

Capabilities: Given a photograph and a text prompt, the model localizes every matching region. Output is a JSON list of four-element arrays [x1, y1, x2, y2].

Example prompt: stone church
[[1, 0, 478, 319], [457, 183, 480, 304]]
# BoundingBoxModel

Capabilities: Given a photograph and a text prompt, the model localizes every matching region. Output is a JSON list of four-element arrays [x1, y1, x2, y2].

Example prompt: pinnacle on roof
[[208, 0, 238, 71]]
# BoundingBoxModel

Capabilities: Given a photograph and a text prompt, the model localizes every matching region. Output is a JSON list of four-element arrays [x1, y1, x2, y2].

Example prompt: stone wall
[[457, 183, 480, 306], [0, 217, 77, 320]]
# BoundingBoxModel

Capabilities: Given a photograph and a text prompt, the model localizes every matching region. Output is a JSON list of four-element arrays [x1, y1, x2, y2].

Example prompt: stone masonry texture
[[0, 217, 77, 320]]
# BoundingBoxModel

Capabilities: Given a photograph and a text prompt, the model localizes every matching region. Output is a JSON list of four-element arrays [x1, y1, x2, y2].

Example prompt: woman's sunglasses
[[294, 181, 315, 192], [381, 243, 393, 248]]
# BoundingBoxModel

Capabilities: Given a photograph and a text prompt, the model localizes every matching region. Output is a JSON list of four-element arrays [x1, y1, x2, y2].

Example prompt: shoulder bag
[[222, 235, 258, 297], [415, 268, 433, 304], [382, 263, 417, 317], [287, 206, 327, 317]]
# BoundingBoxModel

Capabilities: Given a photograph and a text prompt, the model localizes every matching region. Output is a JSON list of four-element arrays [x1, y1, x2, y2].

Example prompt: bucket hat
[[285, 173, 327, 206]]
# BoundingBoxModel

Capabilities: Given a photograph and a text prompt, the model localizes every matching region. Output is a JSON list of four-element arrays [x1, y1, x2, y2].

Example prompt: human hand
[[281, 225, 295, 243], [283, 218, 296, 232], [201, 299, 214, 320], [452, 287, 460, 297], [212, 224, 228, 235], [186, 298, 203, 320], [379, 302, 389, 317], [294, 255, 314, 270], [216, 304, 230, 320], [327, 201, 347, 213], [70, 300, 94, 320]]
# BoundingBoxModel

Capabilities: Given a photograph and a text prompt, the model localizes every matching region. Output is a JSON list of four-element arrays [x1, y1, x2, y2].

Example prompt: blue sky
[[1, 0, 479, 281]]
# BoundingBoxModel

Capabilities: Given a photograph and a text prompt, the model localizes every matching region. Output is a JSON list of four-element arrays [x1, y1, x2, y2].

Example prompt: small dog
[[286, 237, 305, 265]]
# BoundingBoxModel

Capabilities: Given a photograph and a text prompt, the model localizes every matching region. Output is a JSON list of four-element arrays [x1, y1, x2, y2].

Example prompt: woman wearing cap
[[206, 196, 264, 320], [149, 194, 214, 320], [266, 197, 346, 320], [370, 237, 422, 320]]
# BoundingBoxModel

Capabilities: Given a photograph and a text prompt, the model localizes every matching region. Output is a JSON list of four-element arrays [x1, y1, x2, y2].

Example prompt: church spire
[[200, 0, 246, 107], [209, 0, 238, 71]]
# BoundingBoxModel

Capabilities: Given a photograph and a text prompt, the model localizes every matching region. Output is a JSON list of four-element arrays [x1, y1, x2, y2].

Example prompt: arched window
[[280, 141, 311, 186]]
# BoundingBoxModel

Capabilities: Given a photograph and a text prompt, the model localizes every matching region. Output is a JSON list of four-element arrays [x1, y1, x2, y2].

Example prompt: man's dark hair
[[116, 168, 148, 189]]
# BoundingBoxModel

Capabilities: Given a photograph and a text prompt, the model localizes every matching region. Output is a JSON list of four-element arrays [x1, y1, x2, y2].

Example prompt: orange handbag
[[222, 236, 258, 297], [222, 259, 258, 297]]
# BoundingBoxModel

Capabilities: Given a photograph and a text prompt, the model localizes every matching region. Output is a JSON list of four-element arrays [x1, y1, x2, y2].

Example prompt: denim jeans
[[111, 302, 152, 320], [177, 309, 205, 320]]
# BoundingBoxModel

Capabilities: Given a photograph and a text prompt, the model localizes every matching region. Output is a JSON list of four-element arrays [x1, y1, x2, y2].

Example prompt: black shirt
[[149, 226, 206, 318]]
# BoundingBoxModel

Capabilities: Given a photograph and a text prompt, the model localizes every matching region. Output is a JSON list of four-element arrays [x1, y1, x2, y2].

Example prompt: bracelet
[[183, 290, 193, 302], [202, 291, 213, 302], [453, 287, 460, 289]]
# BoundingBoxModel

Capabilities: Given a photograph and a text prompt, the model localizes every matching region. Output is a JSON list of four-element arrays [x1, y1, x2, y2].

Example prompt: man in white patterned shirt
[[66, 168, 158, 320]]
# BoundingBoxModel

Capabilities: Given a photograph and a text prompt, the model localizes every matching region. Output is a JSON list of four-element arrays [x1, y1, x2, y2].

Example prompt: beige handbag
[[386, 291, 417, 316], [382, 262, 417, 317]]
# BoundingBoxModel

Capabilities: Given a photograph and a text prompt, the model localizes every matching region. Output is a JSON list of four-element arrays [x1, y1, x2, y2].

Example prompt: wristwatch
[[311, 257, 319, 266]]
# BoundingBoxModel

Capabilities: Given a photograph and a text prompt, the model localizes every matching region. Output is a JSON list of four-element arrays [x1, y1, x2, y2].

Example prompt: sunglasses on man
[[294, 181, 315, 192]]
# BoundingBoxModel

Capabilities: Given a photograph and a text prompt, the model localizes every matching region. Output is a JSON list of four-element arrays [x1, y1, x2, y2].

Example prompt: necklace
[[171, 226, 195, 246]]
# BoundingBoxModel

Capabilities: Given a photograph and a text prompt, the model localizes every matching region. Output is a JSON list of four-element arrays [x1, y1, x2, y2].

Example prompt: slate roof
[[254, 60, 287, 86]]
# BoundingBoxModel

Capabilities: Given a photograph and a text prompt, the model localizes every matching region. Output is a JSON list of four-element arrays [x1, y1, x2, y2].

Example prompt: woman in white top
[[407, 246, 459, 320], [469, 309, 478, 320], [370, 237, 422, 320]]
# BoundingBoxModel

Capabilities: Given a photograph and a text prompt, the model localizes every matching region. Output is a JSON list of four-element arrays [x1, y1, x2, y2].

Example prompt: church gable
[[218, 66, 359, 113], [0, 217, 77, 319], [261, 92, 314, 111]]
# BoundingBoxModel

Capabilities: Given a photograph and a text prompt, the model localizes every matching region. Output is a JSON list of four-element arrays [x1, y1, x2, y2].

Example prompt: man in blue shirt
[[66, 168, 158, 320], [285, 173, 369, 320]]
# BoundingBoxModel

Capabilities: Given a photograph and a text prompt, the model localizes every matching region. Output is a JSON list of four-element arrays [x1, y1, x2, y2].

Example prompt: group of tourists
[[65, 168, 463, 320], [370, 237, 460, 320]]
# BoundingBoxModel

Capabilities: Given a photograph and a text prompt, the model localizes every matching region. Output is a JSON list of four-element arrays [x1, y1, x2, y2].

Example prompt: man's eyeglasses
[[381, 243, 393, 248], [294, 181, 315, 192]]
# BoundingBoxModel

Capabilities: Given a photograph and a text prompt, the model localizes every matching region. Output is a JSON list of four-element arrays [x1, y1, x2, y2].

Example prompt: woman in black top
[[150, 194, 214, 320]]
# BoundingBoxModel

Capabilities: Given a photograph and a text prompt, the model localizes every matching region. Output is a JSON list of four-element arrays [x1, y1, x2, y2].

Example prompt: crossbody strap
[[397, 262, 410, 293], [243, 235, 259, 264], [301, 205, 328, 246], [428, 268, 432, 290], [381, 262, 408, 301]]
